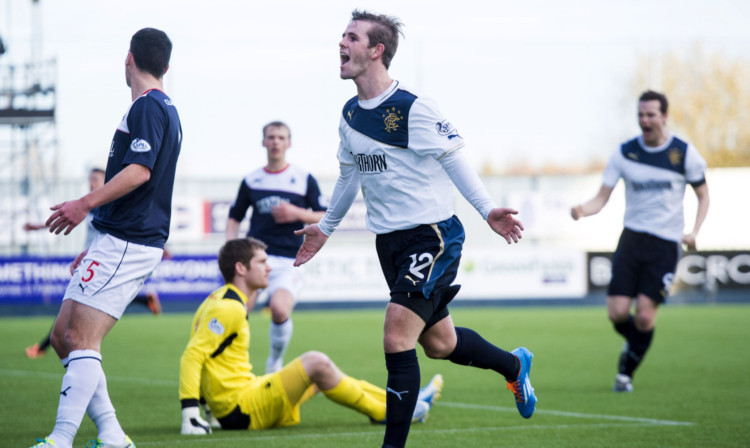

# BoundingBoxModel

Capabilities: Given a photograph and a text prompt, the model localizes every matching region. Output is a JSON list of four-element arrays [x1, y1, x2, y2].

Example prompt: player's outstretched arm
[[24, 222, 47, 231], [46, 164, 151, 235], [682, 182, 710, 251], [487, 208, 524, 244], [294, 224, 329, 266], [571, 184, 614, 220], [45, 198, 91, 236], [272, 202, 326, 224]]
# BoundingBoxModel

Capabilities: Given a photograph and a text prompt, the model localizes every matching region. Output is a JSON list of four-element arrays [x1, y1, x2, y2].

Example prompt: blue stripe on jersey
[[423, 216, 465, 299], [342, 89, 417, 148], [620, 136, 688, 175]]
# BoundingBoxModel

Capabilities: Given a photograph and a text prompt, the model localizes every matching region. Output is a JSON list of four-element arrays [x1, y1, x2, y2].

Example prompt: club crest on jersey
[[435, 120, 461, 140], [208, 318, 225, 335], [130, 138, 152, 153], [382, 107, 404, 133], [668, 148, 684, 167]]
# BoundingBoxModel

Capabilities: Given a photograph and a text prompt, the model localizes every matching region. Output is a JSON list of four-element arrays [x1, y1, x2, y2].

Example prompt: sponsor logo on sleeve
[[435, 120, 461, 140], [208, 318, 225, 335], [130, 138, 152, 153]]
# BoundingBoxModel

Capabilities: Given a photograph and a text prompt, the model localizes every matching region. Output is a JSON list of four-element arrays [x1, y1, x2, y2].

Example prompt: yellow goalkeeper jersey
[[179, 284, 255, 418]]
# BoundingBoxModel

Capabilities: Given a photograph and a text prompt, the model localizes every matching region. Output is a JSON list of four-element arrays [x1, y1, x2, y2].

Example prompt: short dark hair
[[218, 238, 267, 284], [90, 168, 105, 177], [262, 121, 291, 139], [129, 28, 172, 79], [351, 9, 404, 69], [639, 90, 668, 115]]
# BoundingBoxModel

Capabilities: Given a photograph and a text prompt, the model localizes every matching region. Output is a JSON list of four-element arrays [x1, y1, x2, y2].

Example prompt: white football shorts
[[63, 232, 163, 319], [261, 254, 305, 302]]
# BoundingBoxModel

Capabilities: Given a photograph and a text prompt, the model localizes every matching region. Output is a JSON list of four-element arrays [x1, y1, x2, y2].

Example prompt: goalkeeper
[[179, 237, 443, 434]]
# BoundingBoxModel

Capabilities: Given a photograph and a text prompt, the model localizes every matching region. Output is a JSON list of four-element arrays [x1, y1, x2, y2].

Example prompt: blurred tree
[[633, 46, 750, 167]]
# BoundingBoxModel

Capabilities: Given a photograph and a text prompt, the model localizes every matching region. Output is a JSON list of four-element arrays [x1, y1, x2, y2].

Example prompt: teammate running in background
[[226, 121, 327, 373], [571, 90, 710, 392]]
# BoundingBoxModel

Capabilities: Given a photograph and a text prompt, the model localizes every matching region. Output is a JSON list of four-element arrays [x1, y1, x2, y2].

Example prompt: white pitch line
[[127, 423, 685, 447], [1, 368, 694, 429], [0, 368, 177, 387], [440, 401, 693, 426]]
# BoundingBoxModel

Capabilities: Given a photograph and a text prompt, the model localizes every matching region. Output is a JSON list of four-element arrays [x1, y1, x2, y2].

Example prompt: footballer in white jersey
[[295, 11, 534, 447], [602, 133, 707, 244], [335, 80, 465, 234], [571, 90, 710, 393]]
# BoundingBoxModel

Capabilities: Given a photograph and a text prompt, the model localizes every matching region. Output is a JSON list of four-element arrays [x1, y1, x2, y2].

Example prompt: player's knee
[[633, 313, 654, 331], [383, 332, 413, 353], [422, 344, 449, 359], [62, 328, 80, 349], [269, 300, 293, 322], [608, 308, 628, 323], [302, 351, 335, 377], [420, 337, 453, 359], [49, 330, 64, 353]]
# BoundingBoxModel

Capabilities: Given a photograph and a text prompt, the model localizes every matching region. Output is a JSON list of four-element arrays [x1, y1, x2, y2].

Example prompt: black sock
[[447, 327, 520, 381], [613, 315, 637, 340], [38, 327, 53, 351], [383, 349, 420, 448], [620, 327, 654, 377]]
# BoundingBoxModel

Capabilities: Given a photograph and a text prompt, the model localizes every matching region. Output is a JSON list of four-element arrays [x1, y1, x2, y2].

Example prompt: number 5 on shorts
[[82, 261, 100, 282]]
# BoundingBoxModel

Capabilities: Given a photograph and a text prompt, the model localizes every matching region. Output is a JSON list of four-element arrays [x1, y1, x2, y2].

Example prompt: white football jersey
[[336, 81, 466, 234], [602, 133, 707, 243]]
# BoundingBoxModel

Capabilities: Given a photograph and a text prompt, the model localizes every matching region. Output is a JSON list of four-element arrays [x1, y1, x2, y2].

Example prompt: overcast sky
[[3, 0, 750, 180]]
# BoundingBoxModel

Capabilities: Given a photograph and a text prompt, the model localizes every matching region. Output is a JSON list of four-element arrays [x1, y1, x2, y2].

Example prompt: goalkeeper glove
[[201, 401, 222, 428], [181, 406, 212, 435]]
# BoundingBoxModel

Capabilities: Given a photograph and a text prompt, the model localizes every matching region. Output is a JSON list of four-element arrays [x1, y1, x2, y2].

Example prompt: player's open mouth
[[340, 53, 350, 65]]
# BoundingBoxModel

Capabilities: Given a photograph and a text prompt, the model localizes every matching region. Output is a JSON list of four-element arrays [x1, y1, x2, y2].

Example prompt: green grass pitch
[[1, 303, 749, 447]]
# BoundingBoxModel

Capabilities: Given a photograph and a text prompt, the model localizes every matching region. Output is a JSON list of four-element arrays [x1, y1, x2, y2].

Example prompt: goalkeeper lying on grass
[[179, 237, 443, 434]]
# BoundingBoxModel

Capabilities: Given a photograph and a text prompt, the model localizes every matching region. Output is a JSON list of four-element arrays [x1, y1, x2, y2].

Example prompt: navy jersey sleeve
[[305, 175, 327, 212], [123, 96, 166, 170], [228, 180, 253, 221]]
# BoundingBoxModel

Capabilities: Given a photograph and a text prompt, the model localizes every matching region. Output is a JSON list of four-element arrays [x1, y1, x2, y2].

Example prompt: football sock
[[49, 350, 103, 448], [323, 375, 386, 422], [39, 326, 54, 352], [383, 349, 420, 448], [267, 319, 293, 371], [620, 327, 655, 377], [613, 315, 637, 340], [447, 327, 520, 381], [87, 359, 126, 444]]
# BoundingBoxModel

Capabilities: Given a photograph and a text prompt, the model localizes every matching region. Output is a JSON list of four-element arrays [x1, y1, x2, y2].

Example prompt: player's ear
[[234, 261, 248, 276], [370, 43, 385, 61]]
